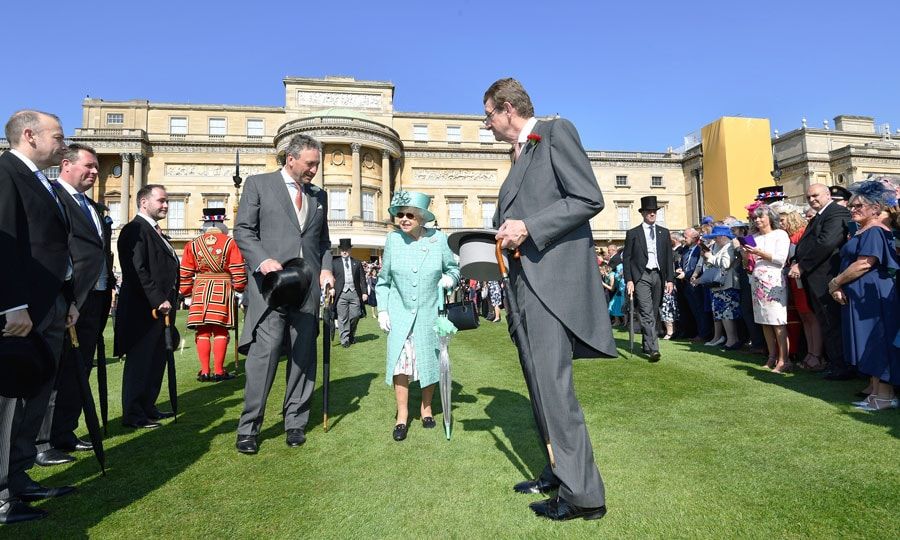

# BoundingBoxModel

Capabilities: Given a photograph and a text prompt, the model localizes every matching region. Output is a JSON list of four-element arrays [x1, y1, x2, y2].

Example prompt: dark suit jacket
[[493, 118, 616, 358], [794, 202, 851, 288], [680, 243, 702, 277], [333, 256, 365, 305], [58, 187, 115, 310], [622, 223, 675, 285], [0, 150, 73, 325], [114, 216, 179, 356]]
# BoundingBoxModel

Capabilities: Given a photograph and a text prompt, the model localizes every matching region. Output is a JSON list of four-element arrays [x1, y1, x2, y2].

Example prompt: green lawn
[[8, 314, 900, 539]]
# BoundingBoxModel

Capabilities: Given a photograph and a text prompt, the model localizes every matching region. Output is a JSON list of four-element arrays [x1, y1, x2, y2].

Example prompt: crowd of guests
[[595, 180, 900, 411]]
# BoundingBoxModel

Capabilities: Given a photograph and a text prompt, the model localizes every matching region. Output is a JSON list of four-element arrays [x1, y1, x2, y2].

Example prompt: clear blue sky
[[4, 0, 898, 151]]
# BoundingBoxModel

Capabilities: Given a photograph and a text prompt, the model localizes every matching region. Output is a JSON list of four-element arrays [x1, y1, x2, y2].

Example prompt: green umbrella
[[435, 286, 458, 440]]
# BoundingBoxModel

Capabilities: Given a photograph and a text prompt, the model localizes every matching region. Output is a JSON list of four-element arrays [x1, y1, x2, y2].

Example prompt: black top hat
[[639, 196, 660, 212], [260, 258, 314, 309], [0, 331, 56, 398], [200, 208, 227, 222], [829, 185, 852, 201], [338, 238, 352, 250], [755, 186, 785, 202]]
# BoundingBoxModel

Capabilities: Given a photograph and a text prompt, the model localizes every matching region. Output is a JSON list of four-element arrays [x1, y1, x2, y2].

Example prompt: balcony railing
[[162, 228, 203, 241]]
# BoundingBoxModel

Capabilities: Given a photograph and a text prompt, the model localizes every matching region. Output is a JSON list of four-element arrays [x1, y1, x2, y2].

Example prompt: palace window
[[479, 128, 494, 143], [169, 117, 187, 139], [167, 199, 186, 229], [481, 200, 496, 228], [362, 191, 375, 221], [106, 113, 124, 125], [656, 205, 666, 227], [209, 118, 226, 139], [329, 190, 348, 219], [107, 200, 121, 229], [448, 200, 464, 228], [447, 125, 461, 143], [43, 167, 60, 181], [615, 175, 628, 187], [247, 119, 264, 138], [205, 197, 226, 209], [651, 175, 664, 187], [617, 205, 631, 230], [413, 124, 428, 142]]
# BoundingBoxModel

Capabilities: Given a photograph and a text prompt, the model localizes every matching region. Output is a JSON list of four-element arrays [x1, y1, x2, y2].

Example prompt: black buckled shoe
[[213, 372, 236, 382], [514, 477, 560, 494], [531, 496, 607, 521], [422, 417, 436, 429], [236, 435, 259, 454], [392, 423, 408, 441], [197, 372, 212, 383]]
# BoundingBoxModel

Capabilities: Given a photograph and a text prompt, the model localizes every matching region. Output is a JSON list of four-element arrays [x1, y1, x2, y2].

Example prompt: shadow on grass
[[25, 378, 242, 538], [459, 386, 546, 481]]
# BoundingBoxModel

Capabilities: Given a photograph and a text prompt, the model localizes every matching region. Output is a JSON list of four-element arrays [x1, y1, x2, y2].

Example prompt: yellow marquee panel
[[701, 117, 773, 219]]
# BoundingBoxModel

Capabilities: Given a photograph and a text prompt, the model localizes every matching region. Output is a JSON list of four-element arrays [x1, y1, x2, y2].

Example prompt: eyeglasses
[[483, 106, 501, 126], [848, 203, 868, 210], [396, 212, 419, 220]]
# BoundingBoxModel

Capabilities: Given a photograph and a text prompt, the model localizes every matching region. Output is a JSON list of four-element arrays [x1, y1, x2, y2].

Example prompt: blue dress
[[608, 264, 625, 317], [839, 227, 900, 384]]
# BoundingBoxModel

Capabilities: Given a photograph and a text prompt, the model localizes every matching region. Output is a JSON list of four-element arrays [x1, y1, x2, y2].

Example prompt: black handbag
[[444, 300, 480, 331]]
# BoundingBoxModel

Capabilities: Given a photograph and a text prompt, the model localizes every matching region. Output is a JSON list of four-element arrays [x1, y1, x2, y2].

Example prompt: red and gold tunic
[[179, 230, 247, 329]]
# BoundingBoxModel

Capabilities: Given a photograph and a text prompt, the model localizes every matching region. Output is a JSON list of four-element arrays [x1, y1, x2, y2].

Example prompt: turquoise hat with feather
[[388, 190, 435, 223]]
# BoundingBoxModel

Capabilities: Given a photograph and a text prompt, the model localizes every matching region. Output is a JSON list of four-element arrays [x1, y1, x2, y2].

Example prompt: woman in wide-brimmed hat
[[694, 225, 741, 349], [375, 190, 460, 441]]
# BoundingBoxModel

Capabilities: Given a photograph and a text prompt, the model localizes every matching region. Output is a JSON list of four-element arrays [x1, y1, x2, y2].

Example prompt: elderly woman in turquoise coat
[[375, 191, 460, 442]]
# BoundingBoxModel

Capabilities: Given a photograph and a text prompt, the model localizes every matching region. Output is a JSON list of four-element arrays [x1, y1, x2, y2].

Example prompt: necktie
[[76, 193, 101, 236], [294, 183, 303, 212], [35, 171, 65, 214], [649, 225, 655, 241]]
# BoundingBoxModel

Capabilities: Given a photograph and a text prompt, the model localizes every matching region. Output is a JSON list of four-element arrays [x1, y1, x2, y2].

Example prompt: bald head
[[4, 110, 66, 169], [683, 228, 699, 245], [806, 183, 831, 211]]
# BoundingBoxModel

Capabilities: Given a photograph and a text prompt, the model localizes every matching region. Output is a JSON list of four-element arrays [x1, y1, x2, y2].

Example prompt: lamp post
[[232, 149, 242, 220]]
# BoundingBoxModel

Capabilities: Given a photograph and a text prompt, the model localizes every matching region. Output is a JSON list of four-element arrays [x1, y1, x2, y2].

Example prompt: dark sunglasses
[[396, 212, 419, 220]]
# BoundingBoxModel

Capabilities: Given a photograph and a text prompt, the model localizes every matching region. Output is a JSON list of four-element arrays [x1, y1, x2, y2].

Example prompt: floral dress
[[749, 229, 790, 325]]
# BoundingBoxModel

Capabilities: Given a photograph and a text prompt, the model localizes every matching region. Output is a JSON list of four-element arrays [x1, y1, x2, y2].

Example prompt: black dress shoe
[[150, 410, 175, 420], [73, 438, 93, 452], [422, 417, 436, 429], [532, 496, 607, 521], [236, 435, 259, 454], [19, 480, 76, 502], [197, 372, 212, 382], [514, 478, 560, 494], [35, 449, 75, 467], [392, 423, 408, 441], [213, 372, 236, 382], [286, 429, 306, 447], [341, 342, 351, 348], [0, 499, 47, 524], [54, 438, 92, 453], [648, 351, 661, 363], [123, 420, 162, 429]]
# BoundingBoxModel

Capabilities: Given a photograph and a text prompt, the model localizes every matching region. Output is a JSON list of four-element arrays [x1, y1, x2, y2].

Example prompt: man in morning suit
[[788, 183, 852, 380], [485, 78, 615, 521], [35, 144, 115, 466], [332, 238, 367, 348], [234, 134, 334, 454], [0, 110, 78, 524], [678, 227, 709, 341], [115, 184, 180, 429], [623, 195, 675, 361]]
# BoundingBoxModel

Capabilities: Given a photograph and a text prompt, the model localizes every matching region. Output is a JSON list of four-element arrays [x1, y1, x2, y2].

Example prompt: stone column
[[350, 143, 362, 219], [133, 153, 145, 190], [120, 153, 132, 225], [314, 145, 324, 188], [381, 149, 391, 221]]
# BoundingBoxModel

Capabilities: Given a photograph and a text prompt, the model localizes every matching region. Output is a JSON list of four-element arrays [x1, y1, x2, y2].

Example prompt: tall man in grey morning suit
[[233, 134, 334, 454], [485, 78, 616, 521], [623, 195, 675, 361]]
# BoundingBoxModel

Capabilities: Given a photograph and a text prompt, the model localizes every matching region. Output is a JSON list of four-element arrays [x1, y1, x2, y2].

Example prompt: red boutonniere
[[526, 133, 541, 146]]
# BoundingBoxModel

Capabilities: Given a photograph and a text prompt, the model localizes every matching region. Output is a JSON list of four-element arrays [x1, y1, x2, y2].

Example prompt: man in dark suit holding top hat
[[332, 238, 366, 348], [623, 195, 675, 362]]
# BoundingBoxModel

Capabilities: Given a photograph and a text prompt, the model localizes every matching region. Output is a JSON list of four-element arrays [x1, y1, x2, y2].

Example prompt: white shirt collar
[[817, 199, 833, 215], [8, 149, 40, 172], [281, 167, 302, 187], [137, 212, 158, 228], [56, 178, 81, 197], [516, 117, 538, 144]]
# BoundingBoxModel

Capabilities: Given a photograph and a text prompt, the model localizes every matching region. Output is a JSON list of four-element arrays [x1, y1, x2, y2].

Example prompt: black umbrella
[[628, 291, 635, 358], [233, 295, 240, 373], [152, 309, 178, 422], [67, 327, 106, 475], [322, 284, 334, 432], [494, 241, 555, 468], [95, 328, 109, 434]]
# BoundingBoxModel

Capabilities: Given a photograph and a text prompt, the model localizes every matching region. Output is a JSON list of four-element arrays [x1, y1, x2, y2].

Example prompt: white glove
[[183, 298, 192, 307], [378, 311, 391, 333], [438, 275, 454, 290]]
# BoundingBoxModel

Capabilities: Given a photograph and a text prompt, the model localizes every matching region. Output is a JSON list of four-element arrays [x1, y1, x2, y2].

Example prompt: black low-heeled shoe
[[392, 423, 408, 441], [422, 417, 436, 429]]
